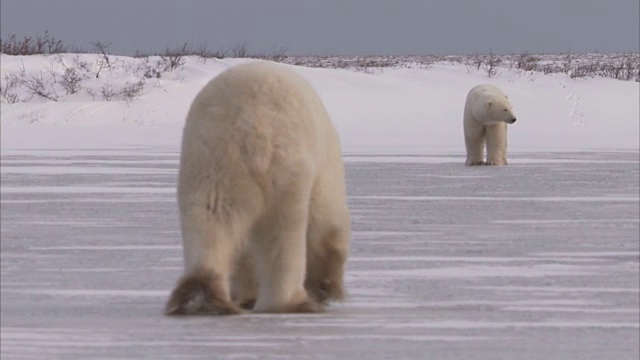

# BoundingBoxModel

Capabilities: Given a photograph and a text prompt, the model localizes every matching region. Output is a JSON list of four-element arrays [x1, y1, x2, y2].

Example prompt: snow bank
[[1, 55, 638, 153]]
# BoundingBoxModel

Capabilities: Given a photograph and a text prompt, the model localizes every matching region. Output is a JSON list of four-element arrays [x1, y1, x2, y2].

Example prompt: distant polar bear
[[166, 62, 351, 315], [463, 84, 517, 166]]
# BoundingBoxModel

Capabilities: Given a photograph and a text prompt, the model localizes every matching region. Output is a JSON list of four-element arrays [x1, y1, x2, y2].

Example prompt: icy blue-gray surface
[[1, 150, 639, 360]]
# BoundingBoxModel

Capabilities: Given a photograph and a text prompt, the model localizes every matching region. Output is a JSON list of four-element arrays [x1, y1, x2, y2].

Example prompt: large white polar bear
[[463, 84, 517, 165], [166, 62, 350, 315]]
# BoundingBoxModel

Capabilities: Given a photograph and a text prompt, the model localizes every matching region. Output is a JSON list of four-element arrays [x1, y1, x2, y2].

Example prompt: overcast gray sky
[[1, 0, 638, 55]]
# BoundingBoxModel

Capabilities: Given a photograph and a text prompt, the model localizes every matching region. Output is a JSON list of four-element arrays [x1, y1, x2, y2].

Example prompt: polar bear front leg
[[165, 207, 245, 316], [485, 123, 508, 166], [464, 123, 486, 166]]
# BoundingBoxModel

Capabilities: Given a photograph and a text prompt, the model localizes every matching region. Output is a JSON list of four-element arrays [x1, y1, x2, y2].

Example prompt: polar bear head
[[484, 95, 517, 125]]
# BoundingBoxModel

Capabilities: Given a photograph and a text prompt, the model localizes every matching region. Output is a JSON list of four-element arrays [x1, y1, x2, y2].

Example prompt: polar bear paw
[[307, 279, 345, 305], [466, 160, 485, 166], [285, 298, 325, 314], [484, 160, 507, 166], [165, 270, 245, 316]]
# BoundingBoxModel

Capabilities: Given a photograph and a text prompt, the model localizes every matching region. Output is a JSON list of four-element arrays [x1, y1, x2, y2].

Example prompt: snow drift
[[1, 54, 638, 153]]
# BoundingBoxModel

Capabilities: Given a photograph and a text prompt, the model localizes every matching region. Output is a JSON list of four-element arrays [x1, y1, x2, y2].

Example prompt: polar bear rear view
[[463, 84, 517, 166], [166, 62, 350, 315]]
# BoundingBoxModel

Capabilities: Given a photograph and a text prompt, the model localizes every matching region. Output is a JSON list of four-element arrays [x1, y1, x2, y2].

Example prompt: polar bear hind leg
[[165, 208, 248, 315], [250, 169, 323, 313], [304, 170, 350, 304], [230, 251, 258, 310]]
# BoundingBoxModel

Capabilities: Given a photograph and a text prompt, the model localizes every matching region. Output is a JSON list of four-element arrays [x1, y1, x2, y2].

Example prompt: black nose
[[511, 118, 517, 123]]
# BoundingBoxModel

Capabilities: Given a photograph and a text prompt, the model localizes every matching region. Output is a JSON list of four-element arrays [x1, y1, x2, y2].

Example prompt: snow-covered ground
[[1, 150, 638, 359], [1, 55, 639, 359]]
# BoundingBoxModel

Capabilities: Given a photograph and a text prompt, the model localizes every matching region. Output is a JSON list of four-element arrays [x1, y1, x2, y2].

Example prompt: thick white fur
[[168, 61, 350, 315], [463, 84, 517, 166]]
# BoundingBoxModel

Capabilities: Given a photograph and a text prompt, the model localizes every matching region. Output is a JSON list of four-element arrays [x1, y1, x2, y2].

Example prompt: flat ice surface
[[1, 150, 639, 360]]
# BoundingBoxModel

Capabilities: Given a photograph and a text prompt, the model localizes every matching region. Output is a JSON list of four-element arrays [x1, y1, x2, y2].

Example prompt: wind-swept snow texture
[[2, 150, 638, 359]]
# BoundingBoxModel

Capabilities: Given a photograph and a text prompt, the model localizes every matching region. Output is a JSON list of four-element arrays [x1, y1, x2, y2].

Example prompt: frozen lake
[[1, 149, 639, 360]]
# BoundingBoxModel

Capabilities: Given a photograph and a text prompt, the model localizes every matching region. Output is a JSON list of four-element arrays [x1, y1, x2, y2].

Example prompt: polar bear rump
[[166, 61, 350, 315]]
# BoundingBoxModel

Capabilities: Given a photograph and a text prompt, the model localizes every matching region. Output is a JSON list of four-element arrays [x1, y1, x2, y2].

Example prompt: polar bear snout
[[509, 117, 517, 124]]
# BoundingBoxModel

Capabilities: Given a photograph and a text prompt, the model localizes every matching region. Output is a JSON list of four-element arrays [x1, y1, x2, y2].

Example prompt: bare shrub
[[92, 41, 113, 78], [570, 64, 594, 78], [482, 51, 500, 78], [119, 79, 145, 101], [133, 49, 151, 58], [0, 30, 69, 55], [0, 87, 20, 103], [85, 88, 97, 100], [99, 80, 145, 102], [472, 52, 483, 71], [552, 54, 640, 81], [413, 58, 434, 70], [539, 63, 559, 75], [598, 56, 640, 81], [137, 58, 164, 79], [231, 42, 249, 58], [159, 43, 188, 71], [59, 67, 84, 94], [1, 34, 24, 55], [100, 83, 117, 101], [624, 56, 640, 82], [569, 62, 600, 79], [53, 55, 91, 95], [192, 43, 227, 59], [23, 71, 59, 101], [516, 52, 539, 71], [71, 54, 92, 72], [260, 46, 288, 62], [0, 73, 25, 103], [144, 64, 162, 78], [39, 30, 66, 54], [563, 51, 573, 74]]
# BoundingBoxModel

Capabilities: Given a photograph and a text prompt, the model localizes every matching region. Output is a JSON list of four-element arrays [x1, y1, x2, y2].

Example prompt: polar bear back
[[183, 61, 335, 170], [178, 62, 339, 215]]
